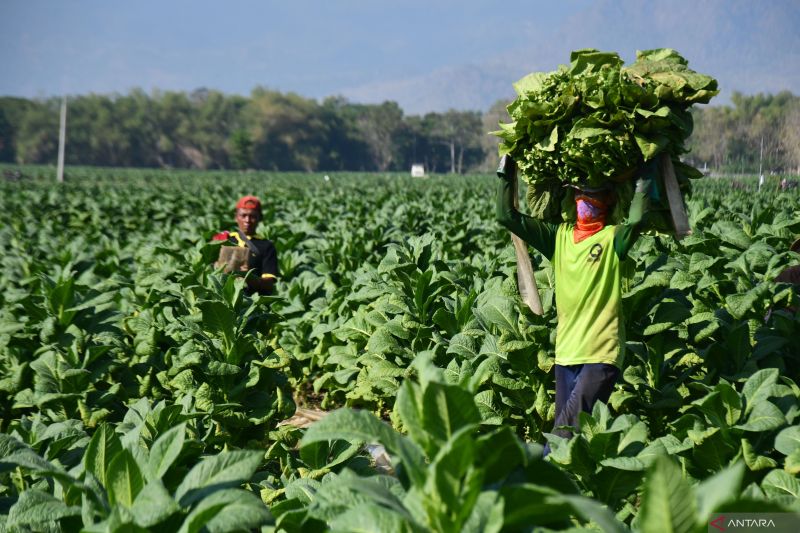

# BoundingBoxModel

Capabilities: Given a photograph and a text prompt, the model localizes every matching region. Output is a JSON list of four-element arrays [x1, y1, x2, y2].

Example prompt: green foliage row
[[277, 374, 797, 532], [0, 92, 484, 174], [0, 168, 799, 532]]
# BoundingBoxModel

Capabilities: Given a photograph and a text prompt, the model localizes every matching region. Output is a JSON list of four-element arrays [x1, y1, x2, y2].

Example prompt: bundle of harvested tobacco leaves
[[494, 48, 718, 227]]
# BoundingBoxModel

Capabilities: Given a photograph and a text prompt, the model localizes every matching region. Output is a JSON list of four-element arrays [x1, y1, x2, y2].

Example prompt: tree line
[[0, 89, 487, 174], [0, 88, 798, 174], [687, 91, 800, 174]]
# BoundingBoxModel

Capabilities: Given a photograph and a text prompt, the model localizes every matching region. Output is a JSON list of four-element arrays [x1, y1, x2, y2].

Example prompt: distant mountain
[[339, 0, 800, 115], [340, 63, 520, 115]]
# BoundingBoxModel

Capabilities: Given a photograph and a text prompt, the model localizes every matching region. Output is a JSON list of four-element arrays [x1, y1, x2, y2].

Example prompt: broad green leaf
[[0, 319, 26, 335], [7, 489, 81, 527], [742, 368, 780, 415], [443, 359, 474, 389], [473, 389, 504, 425], [636, 132, 669, 160], [741, 438, 778, 471], [0, 433, 29, 459], [475, 427, 528, 485], [78, 505, 147, 533], [774, 425, 800, 456], [328, 502, 420, 533], [499, 483, 572, 527], [537, 125, 559, 152], [474, 294, 519, 336], [692, 432, 739, 473], [617, 421, 648, 454], [477, 355, 526, 391], [84, 423, 123, 488], [554, 494, 627, 533], [546, 433, 596, 479], [148, 423, 186, 480], [761, 469, 800, 499], [81, 470, 110, 521], [421, 382, 481, 452], [366, 326, 400, 354], [692, 384, 742, 428], [600, 457, 646, 471], [644, 299, 691, 334], [107, 449, 145, 508], [299, 439, 361, 471], [513, 72, 547, 95], [695, 462, 744, 521], [734, 401, 786, 432], [431, 307, 458, 336], [177, 489, 272, 533], [711, 220, 752, 250], [461, 490, 504, 533], [131, 480, 180, 528], [669, 269, 696, 290], [725, 288, 763, 320], [395, 380, 433, 456], [446, 332, 479, 360], [570, 48, 623, 72], [300, 409, 426, 487], [127, 444, 150, 480], [1, 448, 74, 484], [197, 301, 235, 344], [637, 456, 697, 533], [584, 429, 620, 461], [784, 449, 800, 475], [740, 482, 766, 501], [283, 477, 321, 504], [594, 466, 645, 505], [425, 426, 479, 526], [318, 471, 411, 522], [205, 361, 240, 376], [175, 450, 262, 507]]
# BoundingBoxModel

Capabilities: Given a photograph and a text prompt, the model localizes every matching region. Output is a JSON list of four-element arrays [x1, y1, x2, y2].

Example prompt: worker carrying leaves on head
[[496, 157, 657, 455], [213, 195, 278, 296]]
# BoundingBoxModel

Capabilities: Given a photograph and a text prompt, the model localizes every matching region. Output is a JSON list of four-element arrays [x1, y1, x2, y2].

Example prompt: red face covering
[[574, 193, 610, 243]]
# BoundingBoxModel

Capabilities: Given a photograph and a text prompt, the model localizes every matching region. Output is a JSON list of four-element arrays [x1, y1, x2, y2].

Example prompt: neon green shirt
[[553, 224, 624, 366], [496, 176, 650, 367]]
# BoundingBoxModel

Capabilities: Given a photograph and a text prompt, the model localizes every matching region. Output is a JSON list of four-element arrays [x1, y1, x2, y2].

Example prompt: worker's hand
[[636, 158, 661, 200], [238, 263, 250, 273], [639, 157, 660, 182], [635, 177, 652, 195], [496, 155, 517, 181]]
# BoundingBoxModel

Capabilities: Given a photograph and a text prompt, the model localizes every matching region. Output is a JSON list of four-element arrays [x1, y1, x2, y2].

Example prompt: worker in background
[[496, 157, 656, 455], [780, 178, 799, 191], [213, 195, 278, 296]]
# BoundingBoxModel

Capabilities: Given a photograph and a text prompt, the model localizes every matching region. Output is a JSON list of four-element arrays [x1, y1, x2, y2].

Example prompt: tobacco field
[[0, 166, 799, 532]]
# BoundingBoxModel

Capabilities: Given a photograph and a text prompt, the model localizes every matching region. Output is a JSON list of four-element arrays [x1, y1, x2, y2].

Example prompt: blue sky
[[2, 0, 798, 114]]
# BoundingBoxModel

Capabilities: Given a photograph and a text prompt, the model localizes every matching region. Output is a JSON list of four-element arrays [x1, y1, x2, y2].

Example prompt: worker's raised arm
[[614, 159, 658, 259], [496, 157, 558, 260]]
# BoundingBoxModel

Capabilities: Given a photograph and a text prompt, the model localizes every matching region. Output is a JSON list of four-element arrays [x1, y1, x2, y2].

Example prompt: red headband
[[236, 195, 261, 212]]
